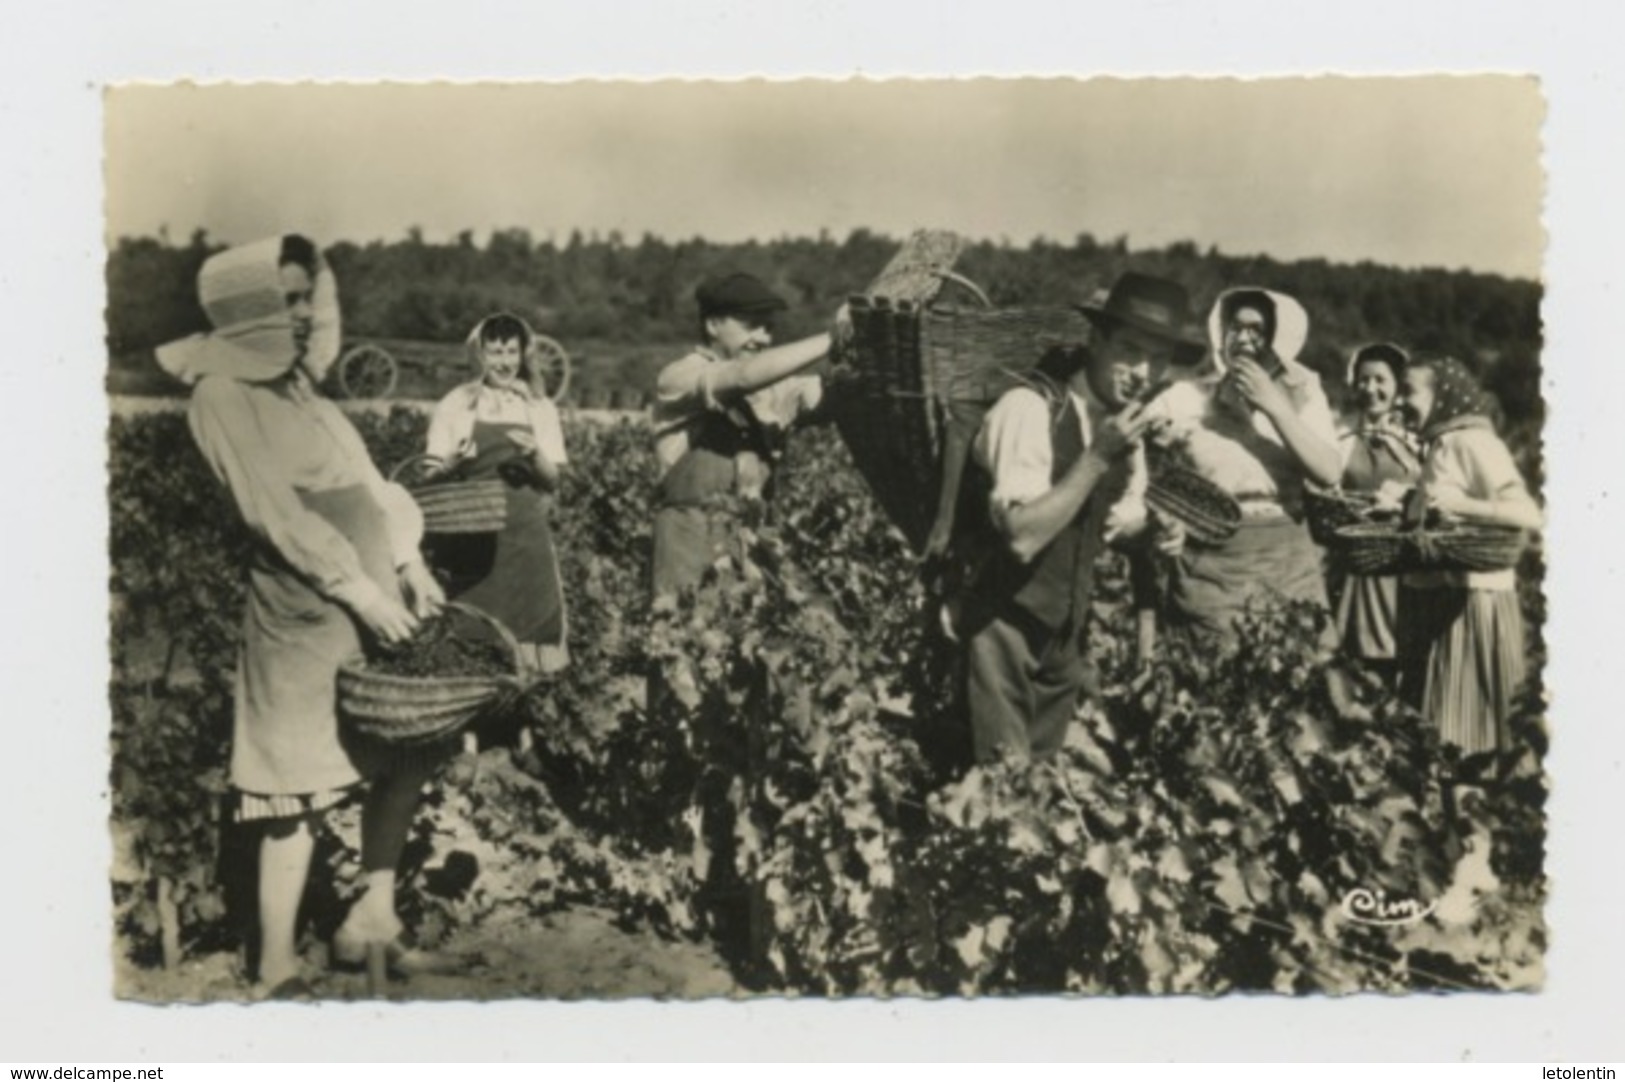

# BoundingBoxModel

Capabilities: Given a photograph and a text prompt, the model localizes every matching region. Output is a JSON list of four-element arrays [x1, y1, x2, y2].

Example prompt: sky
[[104, 76, 1545, 278]]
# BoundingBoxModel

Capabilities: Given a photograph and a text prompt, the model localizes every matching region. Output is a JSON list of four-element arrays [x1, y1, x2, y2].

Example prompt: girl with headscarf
[[421, 313, 570, 674], [158, 235, 447, 998], [1395, 354, 1542, 757], [1330, 343, 1423, 674]]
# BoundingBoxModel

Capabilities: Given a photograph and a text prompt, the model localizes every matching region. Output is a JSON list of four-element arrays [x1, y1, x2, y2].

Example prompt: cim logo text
[[1338, 887, 1436, 926]]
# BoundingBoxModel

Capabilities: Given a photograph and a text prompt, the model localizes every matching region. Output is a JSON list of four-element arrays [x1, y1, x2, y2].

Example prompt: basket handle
[[929, 269, 993, 308], [440, 600, 529, 678], [388, 452, 444, 485]]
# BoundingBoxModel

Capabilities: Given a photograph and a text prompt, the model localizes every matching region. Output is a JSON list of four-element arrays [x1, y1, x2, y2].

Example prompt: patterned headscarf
[[156, 235, 341, 385], [1412, 354, 1497, 443]]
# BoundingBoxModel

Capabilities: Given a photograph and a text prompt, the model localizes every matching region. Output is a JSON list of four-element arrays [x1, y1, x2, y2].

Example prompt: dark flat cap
[[696, 273, 789, 318]]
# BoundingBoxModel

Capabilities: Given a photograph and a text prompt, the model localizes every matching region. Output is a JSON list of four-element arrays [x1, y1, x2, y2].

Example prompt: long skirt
[[232, 484, 408, 821], [425, 421, 569, 673], [1166, 516, 1330, 650], [1397, 584, 1527, 756], [1334, 570, 1403, 660]]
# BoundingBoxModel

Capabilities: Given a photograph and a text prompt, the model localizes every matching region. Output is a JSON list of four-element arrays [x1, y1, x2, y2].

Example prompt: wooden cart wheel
[[529, 334, 571, 402], [337, 343, 399, 400]]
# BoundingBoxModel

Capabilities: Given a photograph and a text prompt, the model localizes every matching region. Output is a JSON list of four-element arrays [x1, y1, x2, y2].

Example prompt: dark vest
[[657, 405, 776, 509], [972, 374, 1128, 633]]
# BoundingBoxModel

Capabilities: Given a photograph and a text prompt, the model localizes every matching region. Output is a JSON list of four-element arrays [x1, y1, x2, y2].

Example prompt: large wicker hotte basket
[[833, 231, 1094, 556]]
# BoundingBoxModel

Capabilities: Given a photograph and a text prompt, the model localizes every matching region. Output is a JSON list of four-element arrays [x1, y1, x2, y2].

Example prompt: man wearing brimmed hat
[[650, 272, 847, 599], [955, 271, 1200, 764]]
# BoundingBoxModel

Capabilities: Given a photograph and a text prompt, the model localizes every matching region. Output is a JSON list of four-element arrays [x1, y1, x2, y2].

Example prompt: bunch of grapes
[[367, 610, 514, 679]]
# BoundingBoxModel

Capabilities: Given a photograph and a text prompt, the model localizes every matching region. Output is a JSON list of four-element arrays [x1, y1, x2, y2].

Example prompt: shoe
[[333, 912, 465, 980], [259, 975, 316, 1002]]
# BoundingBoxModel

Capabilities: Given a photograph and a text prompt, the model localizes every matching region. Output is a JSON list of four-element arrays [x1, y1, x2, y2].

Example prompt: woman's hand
[[398, 559, 446, 620], [1371, 480, 1411, 514], [354, 590, 420, 645], [502, 428, 561, 490], [831, 302, 855, 361], [428, 438, 478, 479], [1227, 356, 1292, 419]]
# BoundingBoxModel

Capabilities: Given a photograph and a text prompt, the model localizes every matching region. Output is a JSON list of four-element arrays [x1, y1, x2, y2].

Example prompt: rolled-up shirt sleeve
[[656, 352, 735, 415], [974, 388, 1054, 516], [188, 378, 393, 611]]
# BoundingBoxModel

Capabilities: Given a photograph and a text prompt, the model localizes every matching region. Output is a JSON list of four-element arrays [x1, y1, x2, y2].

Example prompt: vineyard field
[[106, 403, 1547, 999]]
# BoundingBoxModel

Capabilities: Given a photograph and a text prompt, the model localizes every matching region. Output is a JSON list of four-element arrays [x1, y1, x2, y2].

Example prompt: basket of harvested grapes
[[1304, 486, 1378, 546], [1333, 519, 1528, 576], [337, 602, 534, 746], [389, 454, 508, 536], [1144, 465, 1242, 545]]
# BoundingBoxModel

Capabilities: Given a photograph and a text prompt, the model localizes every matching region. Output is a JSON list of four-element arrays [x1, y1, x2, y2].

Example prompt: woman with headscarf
[[1328, 343, 1423, 691], [421, 312, 570, 674], [1395, 354, 1542, 757], [158, 235, 447, 998], [1141, 287, 1342, 647]]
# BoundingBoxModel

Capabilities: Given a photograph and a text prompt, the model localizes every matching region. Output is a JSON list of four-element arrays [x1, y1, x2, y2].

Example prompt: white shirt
[[1143, 361, 1337, 513], [425, 380, 568, 466], [1404, 425, 1532, 592], [650, 346, 823, 481], [973, 382, 1148, 542]]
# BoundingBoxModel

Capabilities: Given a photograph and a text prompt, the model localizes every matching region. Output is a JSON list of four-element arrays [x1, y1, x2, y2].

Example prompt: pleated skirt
[[1397, 584, 1528, 755]]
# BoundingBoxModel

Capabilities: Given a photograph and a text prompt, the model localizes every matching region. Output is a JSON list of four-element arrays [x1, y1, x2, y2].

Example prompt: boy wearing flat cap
[[650, 272, 846, 599], [956, 272, 1199, 763]]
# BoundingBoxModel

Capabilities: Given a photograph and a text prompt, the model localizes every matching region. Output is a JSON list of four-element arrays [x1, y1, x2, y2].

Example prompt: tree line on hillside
[[105, 227, 1543, 429]]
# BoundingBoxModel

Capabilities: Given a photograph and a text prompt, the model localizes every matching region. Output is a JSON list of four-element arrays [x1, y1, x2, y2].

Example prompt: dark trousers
[[652, 504, 735, 600], [965, 605, 1086, 764]]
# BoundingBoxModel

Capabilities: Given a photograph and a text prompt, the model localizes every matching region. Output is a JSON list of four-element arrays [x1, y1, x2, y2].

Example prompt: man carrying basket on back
[[955, 272, 1201, 763]]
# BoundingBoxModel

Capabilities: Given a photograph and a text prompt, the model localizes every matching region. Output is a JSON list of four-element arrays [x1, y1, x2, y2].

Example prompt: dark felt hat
[[1077, 272, 1204, 352], [696, 273, 790, 319]]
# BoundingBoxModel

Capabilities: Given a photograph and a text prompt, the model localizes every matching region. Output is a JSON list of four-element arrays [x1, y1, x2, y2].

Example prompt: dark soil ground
[[116, 904, 737, 1004]]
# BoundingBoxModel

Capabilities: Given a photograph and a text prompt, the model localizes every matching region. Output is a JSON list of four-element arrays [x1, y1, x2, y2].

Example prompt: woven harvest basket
[[1332, 521, 1527, 577], [390, 454, 508, 535], [1304, 487, 1378, 546], [1145, 466, 1242, 545], [834, 231, 1093, 556], [337, 602, 532, 746]]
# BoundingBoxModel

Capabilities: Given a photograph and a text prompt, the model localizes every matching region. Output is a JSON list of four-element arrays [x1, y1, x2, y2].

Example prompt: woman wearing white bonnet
[[1142, 287, 1342, 649], [159, 234, 448, 998]]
